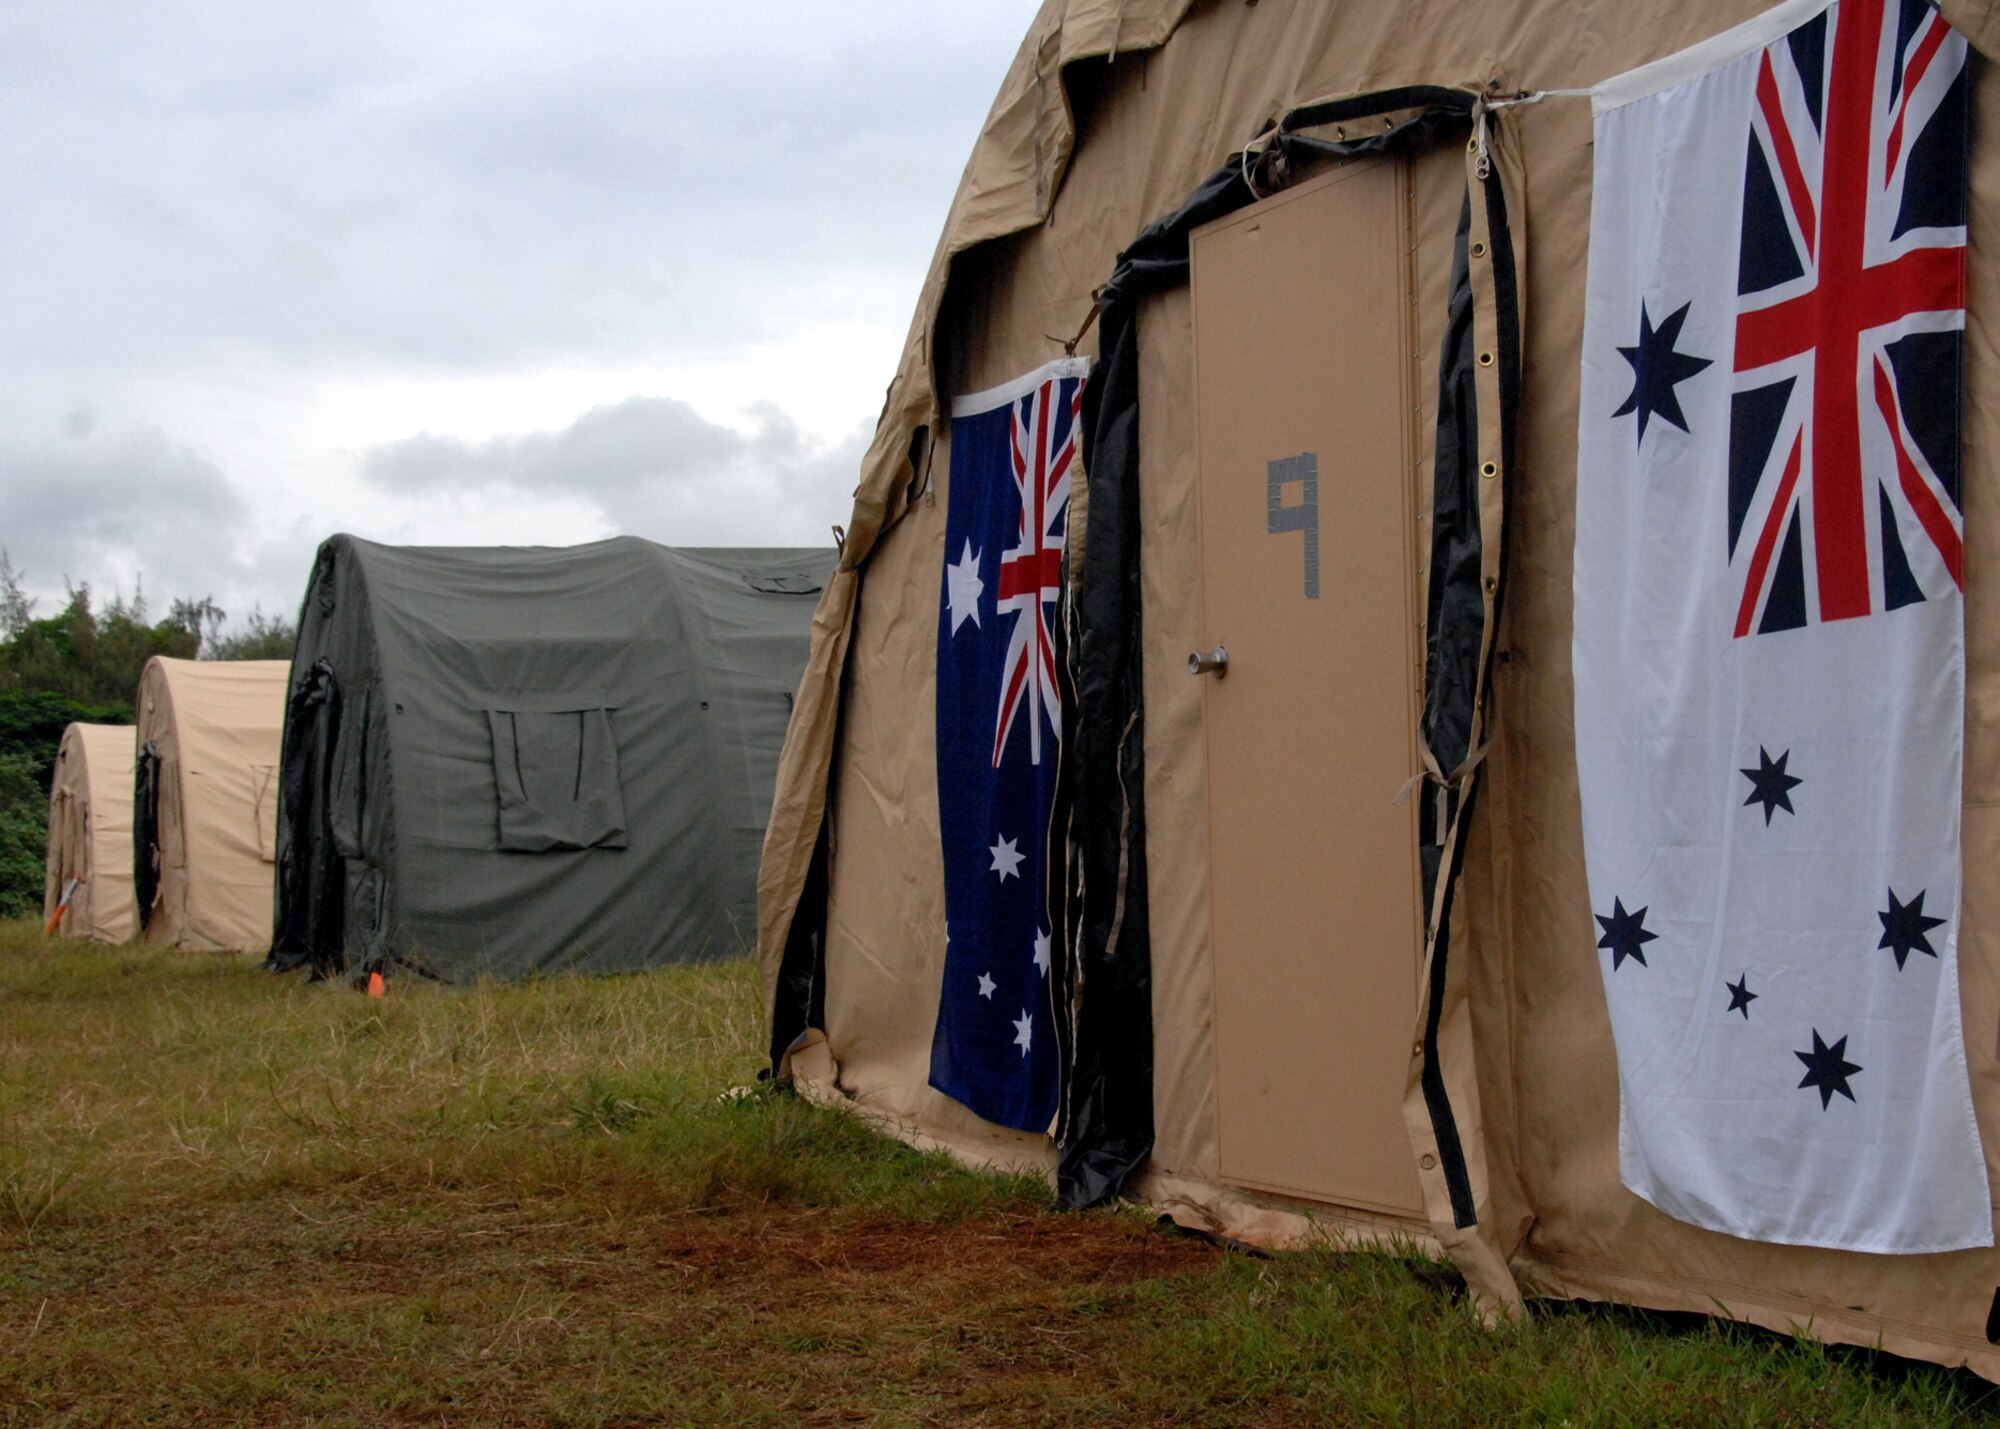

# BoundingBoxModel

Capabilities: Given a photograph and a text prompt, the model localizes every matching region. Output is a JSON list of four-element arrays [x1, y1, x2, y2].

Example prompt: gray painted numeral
[[1267, 452, 1319, 599]]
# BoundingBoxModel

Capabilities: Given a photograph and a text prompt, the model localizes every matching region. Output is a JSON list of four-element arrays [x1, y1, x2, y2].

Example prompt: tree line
[[0, 549, 297, 918]]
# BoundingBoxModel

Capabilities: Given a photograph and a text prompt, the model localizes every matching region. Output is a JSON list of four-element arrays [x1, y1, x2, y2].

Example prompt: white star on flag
[[945, 540, 984, 634], [988, 834, 1024, 882], [976, 971, 996, 1000], [1012, 1010, 1034, 1057], [1033, 927, 1051, 977]]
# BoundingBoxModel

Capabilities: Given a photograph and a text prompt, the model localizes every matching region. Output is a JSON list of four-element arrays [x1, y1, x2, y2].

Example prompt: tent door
[[1190, 160, 1427, 1219]]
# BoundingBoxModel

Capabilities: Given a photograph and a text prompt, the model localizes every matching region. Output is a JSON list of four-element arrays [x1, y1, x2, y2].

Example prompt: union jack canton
[[1729, 0, 1967, 636]]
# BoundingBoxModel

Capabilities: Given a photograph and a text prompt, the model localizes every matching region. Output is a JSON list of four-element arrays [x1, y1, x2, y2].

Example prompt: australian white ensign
[[1573, 0, 1989, 1252]]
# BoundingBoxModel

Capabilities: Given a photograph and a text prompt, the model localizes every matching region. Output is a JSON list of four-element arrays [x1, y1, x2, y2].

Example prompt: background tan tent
[[134, 657, 288, 952], [760, 0, 2000, 1381], [41, 722, 136, 942]]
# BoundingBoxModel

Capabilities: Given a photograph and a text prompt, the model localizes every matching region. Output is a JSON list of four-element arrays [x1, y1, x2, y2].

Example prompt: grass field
[[2, 921, 1997, 1426]]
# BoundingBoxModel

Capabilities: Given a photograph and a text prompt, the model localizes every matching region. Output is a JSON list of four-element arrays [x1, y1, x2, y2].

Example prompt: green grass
[[0, 918, 1995, 1426]]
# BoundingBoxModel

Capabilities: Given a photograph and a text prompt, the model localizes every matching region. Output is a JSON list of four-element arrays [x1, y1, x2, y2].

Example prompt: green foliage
[[0, 548, 32, 638], [0, 583, 196, 705], [206, 604, 296, 662], [0, 690, 134, 918], [0, 754, 45, 919]]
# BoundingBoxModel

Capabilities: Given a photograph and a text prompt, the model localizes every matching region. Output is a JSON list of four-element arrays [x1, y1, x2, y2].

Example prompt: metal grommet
[[1480, 460, 1498, 480], [1412, 1041, 1424, 1057], [1466, 137, 1479, 153], [1483, 576, 1498, 594], [1333, 125, 1346, 140], [1478, 350, 1495, 367], [1420, 1154, 1438, 1171], [1470, 240, 1487, 258]]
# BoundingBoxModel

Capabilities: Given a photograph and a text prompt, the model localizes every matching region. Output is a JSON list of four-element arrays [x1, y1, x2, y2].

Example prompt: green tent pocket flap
[[485, 707, 630, 853]]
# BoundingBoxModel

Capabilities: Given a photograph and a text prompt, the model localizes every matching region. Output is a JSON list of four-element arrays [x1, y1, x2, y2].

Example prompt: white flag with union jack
[[1573, 0, 1990, 1252]]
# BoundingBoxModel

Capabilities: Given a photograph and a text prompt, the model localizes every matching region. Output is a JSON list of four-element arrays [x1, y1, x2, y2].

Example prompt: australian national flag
[[930, 357, 1086, 1132], [1574, 0, 1989, 1253]]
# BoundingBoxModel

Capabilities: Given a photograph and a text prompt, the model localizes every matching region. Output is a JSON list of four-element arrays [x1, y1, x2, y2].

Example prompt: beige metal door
[[1190, 160, 1427, 1218]]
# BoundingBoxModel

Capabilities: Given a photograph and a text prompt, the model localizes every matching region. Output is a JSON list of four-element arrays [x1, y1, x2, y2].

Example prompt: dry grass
[[2, 921, 1997, 1426]]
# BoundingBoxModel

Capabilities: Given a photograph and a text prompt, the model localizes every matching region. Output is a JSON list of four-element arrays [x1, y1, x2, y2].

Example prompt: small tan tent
[[761, 0, 2000, 1382], [41, 722, 136, 942], [134, 657, 288, 951]]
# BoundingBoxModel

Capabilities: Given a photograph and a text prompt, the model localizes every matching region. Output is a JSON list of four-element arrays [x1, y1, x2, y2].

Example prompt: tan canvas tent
[[134, 657, 288, 952], [760, 0, 2000, 1380], [41, 722, 136, 942]]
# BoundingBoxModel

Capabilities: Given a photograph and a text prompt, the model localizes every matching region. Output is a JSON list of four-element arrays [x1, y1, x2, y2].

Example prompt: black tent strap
[[1057, 82, 1513, 1218]]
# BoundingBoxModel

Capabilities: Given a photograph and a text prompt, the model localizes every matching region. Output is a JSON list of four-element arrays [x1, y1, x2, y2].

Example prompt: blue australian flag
[[931, 357, 1086, 1133]]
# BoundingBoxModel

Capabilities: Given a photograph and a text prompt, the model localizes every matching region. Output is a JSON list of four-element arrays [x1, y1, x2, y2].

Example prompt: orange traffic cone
[[367, 970, 386, 998]]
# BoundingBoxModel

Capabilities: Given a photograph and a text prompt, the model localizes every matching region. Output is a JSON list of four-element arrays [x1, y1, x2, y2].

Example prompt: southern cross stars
[[1612, 298, 1712, 446], [945, 540, 984, 634], [976, 971, 996, 1000], [1033, 927, 1051, 977], [1596, 897, 1658, 971], [989, 834, 1024, 882], [1795, 1029, 1862, 1109], [1726, 974, 1757, 1019], [1878, 887, 1945, 970], [1012, 1010, 1034, 1057], [1740, 746, 1802, 825]]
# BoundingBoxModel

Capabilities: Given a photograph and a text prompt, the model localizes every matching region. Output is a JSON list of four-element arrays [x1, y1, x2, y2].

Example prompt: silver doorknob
[[1188, 645, 1228, 677]]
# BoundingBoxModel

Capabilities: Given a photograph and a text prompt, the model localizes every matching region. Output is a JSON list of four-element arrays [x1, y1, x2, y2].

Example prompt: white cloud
[[362, 397, 864, 548], [0, 420, 259, 614]]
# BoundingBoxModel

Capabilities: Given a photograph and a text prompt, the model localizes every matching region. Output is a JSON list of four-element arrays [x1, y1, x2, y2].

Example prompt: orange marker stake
[[43, 877, 82, 937], [367, 970, 386, 998]]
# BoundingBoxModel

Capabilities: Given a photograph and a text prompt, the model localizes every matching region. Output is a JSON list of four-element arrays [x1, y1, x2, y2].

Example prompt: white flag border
[[1592, 0, 1838, 113], [950, 357, 1093, 419]]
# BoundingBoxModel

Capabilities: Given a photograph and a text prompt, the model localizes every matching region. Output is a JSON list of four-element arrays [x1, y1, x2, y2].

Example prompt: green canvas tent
[[273, 534, 832, 983]]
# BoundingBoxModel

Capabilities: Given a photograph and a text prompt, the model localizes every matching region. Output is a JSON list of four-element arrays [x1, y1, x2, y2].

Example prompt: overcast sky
[[0, 2, 1035, 633]]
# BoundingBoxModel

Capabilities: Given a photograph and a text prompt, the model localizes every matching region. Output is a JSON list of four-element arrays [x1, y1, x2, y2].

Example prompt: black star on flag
[[1725, 974, 1757, 1019], [1739, 746, 1802, 825], [1877, 887, 1945, 971], [1795, 1030, 1862, 1109], [1612, 299, 1713, 446], [1595, 897, 1658, 971]]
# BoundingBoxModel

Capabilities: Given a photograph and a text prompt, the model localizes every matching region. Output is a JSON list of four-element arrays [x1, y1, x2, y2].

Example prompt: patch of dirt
[[0, 1189, 1224, 1427]]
